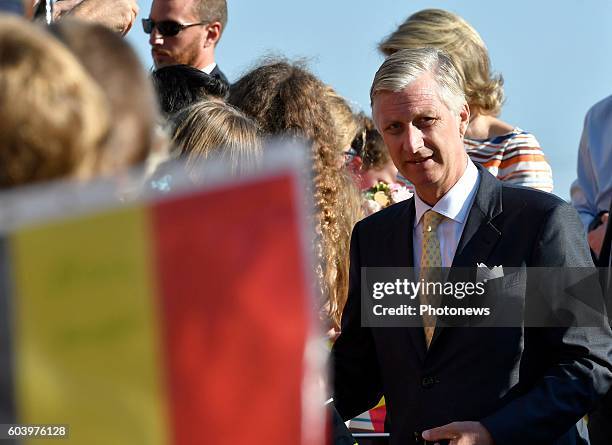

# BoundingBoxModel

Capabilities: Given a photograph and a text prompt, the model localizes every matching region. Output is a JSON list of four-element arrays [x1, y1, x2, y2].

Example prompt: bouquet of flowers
[[363, 181, 413, 215]]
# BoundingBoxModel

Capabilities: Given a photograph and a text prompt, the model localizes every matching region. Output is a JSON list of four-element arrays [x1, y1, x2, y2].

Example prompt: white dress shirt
[[413, 158, 480, 275], [201, 62, 217, 75]]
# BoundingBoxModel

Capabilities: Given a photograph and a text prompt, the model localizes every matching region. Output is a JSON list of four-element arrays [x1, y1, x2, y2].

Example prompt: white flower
[[364, 199, 382, 215], [390, 185, 413, 203]]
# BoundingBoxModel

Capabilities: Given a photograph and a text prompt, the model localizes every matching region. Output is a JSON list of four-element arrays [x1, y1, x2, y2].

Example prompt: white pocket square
[[476, 263, 504, 282]]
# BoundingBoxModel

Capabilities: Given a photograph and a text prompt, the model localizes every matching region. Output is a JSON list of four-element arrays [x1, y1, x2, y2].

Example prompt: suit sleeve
[[331, 221, 383, 421], [481, 202, 612, 445]]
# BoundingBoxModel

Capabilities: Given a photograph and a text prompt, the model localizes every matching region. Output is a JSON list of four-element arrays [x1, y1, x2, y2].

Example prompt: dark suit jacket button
[[421, 376, 436, 388]]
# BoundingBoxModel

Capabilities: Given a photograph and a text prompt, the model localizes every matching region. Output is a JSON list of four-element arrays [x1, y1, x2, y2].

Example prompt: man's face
[[372, 73, 469, 203], [148, 0, 207, 69]]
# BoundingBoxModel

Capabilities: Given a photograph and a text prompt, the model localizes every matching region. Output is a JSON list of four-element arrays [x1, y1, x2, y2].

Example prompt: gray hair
[[370, 47, 466, 115]]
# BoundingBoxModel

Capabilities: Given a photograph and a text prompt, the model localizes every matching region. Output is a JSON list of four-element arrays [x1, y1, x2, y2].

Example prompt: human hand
[[422, 421, 494, 445], [326, 326, 340, 343], [52, 0, 84, 20], [69, 0, 139, 35], [588, 213, 609, 257]]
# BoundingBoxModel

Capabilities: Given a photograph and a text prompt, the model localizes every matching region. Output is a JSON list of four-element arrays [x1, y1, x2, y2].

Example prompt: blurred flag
[[0, 147, 324, 444]]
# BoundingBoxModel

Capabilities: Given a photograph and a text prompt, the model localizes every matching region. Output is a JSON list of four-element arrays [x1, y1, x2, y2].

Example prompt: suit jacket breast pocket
[[470, 271, 526, 327]]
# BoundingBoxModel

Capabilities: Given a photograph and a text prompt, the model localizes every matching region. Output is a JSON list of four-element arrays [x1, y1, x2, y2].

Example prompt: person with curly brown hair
[[228, 60, 363, 333]]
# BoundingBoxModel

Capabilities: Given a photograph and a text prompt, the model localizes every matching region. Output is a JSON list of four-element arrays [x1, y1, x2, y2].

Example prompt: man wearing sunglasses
[[144, 0, 228, 86]]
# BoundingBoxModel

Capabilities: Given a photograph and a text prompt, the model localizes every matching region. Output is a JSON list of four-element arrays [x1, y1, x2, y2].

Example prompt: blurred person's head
[[146, 0, 226, 70], [50, 19, 159, 175], [229, 60, 363, 330], [0, 15, 111, 188], [152, 64, 228, 117], [379, 8, 503, 117], [170, 100, 261, 180]]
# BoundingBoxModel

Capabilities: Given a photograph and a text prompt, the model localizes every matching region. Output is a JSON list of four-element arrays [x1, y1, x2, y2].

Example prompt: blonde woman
[[170, 100, 262, 180], [323, 85, 361, 166], [380, 8, 554, 192]]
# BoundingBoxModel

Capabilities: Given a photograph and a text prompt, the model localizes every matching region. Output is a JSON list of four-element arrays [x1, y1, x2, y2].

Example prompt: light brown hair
[[354, 115, 390, 170], [50, 19, 158, 175], [379, 8, 504, 116], [170, 100, 262, 179], [324, 86, 360, 152], [0, 16, 111, 187], [194, 0, 227, 33], [229, 60, 363, 329]]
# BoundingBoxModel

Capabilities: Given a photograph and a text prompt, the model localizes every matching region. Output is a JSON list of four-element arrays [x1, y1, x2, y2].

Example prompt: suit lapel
[[452, 165, 503, 267], [385, 200, 415, 267], [429, 165, 503, 349]]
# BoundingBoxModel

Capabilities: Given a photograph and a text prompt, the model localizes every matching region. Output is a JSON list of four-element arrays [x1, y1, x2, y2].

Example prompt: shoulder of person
[[356, 197, 413, 233], [586, 94, 612, 123], [499, 181, 573, 220], [488, 118, 514, 137]]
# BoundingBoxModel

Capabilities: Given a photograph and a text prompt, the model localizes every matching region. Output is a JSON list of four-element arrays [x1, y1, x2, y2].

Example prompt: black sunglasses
[[142, 18, 206, 37]]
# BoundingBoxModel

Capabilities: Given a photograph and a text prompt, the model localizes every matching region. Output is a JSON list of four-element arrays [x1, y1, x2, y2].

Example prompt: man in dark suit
[[587, 199, 612, 445], [144, 0, 229, 86], [332, 48, 612, 445]]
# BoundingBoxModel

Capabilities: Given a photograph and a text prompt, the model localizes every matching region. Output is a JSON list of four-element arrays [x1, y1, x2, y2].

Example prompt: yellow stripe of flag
[[11, 207, 169, 445]]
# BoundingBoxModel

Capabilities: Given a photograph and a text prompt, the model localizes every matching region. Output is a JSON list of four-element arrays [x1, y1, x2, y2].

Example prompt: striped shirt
[[465, 128, 553, 193]]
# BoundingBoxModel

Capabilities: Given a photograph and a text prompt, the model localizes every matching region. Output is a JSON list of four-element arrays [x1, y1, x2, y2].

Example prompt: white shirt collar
[[414, 157, 480, 227], [201, 62, 217, 75]]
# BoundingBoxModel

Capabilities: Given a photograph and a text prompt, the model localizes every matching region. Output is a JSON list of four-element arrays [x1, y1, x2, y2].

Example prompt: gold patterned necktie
[[419, 210, 445, 348]]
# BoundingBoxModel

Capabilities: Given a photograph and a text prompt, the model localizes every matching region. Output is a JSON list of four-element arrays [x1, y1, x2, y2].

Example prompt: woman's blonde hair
[[379, 8, 504, 116], [170, 100, 262, 179], [324, 86, 360, 151], [228, 60, 363, 329], [0, 16, 111, 187]]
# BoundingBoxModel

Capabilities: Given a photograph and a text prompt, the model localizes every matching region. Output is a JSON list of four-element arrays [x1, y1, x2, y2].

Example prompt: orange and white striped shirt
[[465, 128, 553, 193]]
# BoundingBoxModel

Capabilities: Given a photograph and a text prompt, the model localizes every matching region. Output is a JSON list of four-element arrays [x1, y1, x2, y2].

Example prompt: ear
[[203, 21, 222, 48], [458, 102, 470, 138]]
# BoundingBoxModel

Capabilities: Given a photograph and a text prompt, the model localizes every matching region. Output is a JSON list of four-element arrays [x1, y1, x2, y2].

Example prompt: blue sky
[[127, 0, 612, 200]]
